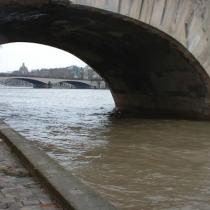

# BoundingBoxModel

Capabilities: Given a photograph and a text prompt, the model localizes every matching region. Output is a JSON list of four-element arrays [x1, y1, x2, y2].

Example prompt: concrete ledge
[[0, 121, 117, 210]]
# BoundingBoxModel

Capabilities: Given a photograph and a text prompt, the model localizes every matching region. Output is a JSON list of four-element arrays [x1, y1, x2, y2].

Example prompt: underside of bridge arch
[[6, 78, 47, 88], [1, 3, 210, 119], [57, 81, 91, 89]]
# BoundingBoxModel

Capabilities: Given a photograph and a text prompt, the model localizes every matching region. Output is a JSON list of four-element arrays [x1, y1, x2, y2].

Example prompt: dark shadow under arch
[[1, 3, 210, 119], [57, 81, 91, 89]]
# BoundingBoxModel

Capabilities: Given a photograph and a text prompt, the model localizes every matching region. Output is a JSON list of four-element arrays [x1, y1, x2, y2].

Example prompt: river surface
[[0, 88, 210, 210]]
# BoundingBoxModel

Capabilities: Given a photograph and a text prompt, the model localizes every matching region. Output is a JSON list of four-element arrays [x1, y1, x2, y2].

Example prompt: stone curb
[[0, 121, 117, 210]]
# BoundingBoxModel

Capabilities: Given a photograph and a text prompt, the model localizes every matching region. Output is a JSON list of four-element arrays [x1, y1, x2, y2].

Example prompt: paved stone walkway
[[0, 138, 62, 210]]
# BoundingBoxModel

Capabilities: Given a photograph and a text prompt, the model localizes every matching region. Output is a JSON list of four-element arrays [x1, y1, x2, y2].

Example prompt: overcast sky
[[0, 42, 86, 72]]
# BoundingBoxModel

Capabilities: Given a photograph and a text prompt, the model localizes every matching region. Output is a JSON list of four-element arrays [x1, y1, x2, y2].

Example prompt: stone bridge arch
[[55, 80, 92, 89], [1, 0, 210, 119], [0, 77, 49, 88]]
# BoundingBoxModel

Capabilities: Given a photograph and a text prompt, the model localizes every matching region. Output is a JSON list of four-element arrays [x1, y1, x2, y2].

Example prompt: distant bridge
[[0, 76, 104, 89]]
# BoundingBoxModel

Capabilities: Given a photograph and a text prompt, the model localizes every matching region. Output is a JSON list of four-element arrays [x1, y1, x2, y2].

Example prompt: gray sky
[[0, 42, 86, 72]]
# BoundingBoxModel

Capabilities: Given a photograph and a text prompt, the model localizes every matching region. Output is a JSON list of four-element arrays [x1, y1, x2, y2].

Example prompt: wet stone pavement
[[0, 139, 62, 210]]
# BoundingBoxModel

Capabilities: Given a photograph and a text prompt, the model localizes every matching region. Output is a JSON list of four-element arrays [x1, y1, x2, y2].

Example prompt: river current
[[0, 88, 210, 210]]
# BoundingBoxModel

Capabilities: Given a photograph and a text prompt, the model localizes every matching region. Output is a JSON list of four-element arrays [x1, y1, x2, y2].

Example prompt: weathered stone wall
[[0, 0, 49, 6]]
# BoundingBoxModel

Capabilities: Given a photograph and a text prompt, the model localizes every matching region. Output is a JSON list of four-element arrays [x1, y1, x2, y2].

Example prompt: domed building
[[19, 63, 29, 75]]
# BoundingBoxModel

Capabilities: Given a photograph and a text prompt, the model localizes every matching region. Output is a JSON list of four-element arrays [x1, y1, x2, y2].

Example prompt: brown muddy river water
[[0, 88, 210, 209]]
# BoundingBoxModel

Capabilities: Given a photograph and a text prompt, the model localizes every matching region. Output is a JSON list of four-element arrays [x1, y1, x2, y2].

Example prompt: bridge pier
[[33, 83, 51, 89], [112, 92, 210, 120]]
